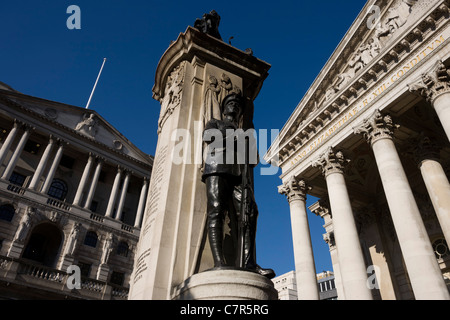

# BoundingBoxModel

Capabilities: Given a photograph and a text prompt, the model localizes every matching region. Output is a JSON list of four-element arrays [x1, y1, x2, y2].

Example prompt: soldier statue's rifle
[[238, 136, 251, 269]]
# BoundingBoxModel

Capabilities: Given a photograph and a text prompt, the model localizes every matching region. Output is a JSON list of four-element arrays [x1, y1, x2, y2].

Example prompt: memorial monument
[[129, 11, 277, 300]]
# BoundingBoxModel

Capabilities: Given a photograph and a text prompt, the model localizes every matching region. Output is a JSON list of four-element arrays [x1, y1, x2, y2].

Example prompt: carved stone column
[[115, 170, 131, 221], [2, 124, 33, 181], [408, 60, 450, 141], [105, 166, 123, 218], [41, 139, 66, 194], [279, 177, 319, 300], [134, 177, 149, 228], [84, 156, 103, 210], [29, 136, 55, 191], [414, 135, 450, 246], [354, 110, 450, 300], [0, 120, 20, 169], [73, 153, 95, 206], [312, 147, 373, 300]]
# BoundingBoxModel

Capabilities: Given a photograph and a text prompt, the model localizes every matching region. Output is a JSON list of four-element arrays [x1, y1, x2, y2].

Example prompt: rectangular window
[[89, 200, 98, 213], [110, 271, 125, 286], [78, 262, 92, 278]]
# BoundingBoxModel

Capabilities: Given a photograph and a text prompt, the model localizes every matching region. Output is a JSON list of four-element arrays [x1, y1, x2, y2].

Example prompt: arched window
[[0, 204, 15, 222], [83, 231, 98, 248], [116, 241, 129, 257], [47, 179, 68, 201]]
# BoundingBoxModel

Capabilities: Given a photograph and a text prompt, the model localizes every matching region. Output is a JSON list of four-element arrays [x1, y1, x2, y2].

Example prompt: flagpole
[[86, 58, 107, 109]]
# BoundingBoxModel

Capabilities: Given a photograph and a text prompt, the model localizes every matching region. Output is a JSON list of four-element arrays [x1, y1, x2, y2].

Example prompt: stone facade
[[0, 83, 152, 299], [266, 0, 450, 300]]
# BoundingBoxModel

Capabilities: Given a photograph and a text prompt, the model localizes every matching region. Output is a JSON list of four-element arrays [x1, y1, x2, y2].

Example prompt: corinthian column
[[279, 176, 319, 300], [134, 177, 149, 228], [353, 110, 450, 300], [73, 153, 94, 206], [105, 166, 123, 218], [41, 139, 66, 194], [413, 135, 450, 246], [29, 136, 55, 190], [408, 60, 450, 141], [2, 124, 33, 180], [0, 120, 20, 168], [313, 147, 373, 300]]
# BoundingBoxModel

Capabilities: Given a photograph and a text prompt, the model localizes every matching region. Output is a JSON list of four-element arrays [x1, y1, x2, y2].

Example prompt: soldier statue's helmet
[[221, 93, 245, 114]]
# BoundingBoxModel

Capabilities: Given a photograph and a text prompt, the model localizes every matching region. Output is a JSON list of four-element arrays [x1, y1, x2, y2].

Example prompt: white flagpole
[[86, 58, 107, 109]]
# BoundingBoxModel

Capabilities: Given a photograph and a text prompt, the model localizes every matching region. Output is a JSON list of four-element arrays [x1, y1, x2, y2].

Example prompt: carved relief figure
[[100, 233, 114, 265], [158, 62, 186, 133], [14, 207, 36, 242], [203, 75, 222, 127], [75, 113, 98, 137], [218, 73, 233, 103], [323, 0, 417, 104], [65, 223, 81, 256]]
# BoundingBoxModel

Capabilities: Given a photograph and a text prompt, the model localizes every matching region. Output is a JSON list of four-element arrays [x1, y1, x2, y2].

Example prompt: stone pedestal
[[7, 241, 24, 259], [173, 269, 278, 300], [96, 264, 110, 282]]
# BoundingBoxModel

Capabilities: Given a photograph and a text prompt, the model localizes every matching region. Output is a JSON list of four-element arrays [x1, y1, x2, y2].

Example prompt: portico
[[266, 0, 450, 300]]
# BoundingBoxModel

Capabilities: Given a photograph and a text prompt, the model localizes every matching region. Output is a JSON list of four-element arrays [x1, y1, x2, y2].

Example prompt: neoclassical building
[[266, 0, 450, 299], [0, 82, 152, 299]]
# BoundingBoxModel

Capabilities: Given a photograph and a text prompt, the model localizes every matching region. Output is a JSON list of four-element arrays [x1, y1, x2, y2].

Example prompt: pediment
[[277, 0, 435, 147], [0, 91, 153, 166]]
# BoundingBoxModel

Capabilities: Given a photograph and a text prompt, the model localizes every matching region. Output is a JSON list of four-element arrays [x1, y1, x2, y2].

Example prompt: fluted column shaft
[[105, 166, 122, 218], [0, 120, 20, 168], [73, 153, 95, 206], [29, 136, 55, 190], [134, 177, 149, 228], [2, 125, 32, 180], [414, 136, 450, 247], [41, 140, 65, 194], [115, 171, 131, 221], [84, 157, 103, 210], [354, 110, 449, 300], [279, 177, 319, 300], [313, 147, 373, 300]]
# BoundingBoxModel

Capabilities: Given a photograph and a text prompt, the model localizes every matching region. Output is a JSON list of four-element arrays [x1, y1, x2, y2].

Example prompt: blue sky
[[1, 1, 366, 276]]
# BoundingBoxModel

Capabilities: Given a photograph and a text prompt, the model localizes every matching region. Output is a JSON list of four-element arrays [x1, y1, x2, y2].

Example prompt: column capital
[[278, 176, 311, 203], [312, 146, 349, 177], [353, 109, 399, 145], [408, 60, 450, 105]]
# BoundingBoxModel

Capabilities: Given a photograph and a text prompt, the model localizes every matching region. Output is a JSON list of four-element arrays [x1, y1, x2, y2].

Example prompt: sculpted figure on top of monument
[[194, 10, 222, 40]]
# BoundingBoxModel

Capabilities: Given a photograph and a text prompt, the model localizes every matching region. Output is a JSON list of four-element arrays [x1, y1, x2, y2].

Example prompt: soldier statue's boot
[[244, 223, 276, 279], [208, 226, 226, 269]]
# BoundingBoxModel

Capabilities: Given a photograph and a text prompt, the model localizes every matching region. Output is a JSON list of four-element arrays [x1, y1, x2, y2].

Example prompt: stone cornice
[[265, 0, 449, 167], [152, 26, 271, 103]]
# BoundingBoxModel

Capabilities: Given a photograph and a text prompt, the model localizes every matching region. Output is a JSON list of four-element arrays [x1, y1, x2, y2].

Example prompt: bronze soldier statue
[[202, 93, 275, 279]]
